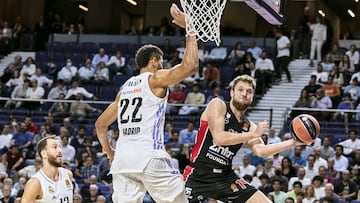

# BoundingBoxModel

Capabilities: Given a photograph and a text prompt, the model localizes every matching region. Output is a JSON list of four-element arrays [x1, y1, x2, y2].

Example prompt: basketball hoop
[[180, 0, 227, 46]]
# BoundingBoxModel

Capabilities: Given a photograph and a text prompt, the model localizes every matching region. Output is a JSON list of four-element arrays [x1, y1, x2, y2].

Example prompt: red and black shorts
[[183, 166, 257, 203]]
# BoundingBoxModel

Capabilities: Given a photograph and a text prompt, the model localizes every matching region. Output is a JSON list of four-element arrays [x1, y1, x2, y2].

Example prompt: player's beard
[[232, 99, 251, 111], [48, 154, 63, 167]]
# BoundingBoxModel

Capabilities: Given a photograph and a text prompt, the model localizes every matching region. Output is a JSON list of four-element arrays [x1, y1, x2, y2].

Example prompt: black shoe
[[309, 60, 314, 67]]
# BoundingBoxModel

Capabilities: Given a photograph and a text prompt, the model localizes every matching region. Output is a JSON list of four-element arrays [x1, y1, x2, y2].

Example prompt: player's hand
[[103, 149, 114, 165], [254, 121, 268, 138], [170, 3, 186, 28]]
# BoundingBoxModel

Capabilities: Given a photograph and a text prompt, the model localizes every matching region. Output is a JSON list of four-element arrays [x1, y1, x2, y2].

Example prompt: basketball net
[[180, 0, 227, 46]]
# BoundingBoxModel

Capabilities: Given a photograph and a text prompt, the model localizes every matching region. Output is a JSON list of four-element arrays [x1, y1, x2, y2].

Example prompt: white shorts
[[112, 158, 187, 203]]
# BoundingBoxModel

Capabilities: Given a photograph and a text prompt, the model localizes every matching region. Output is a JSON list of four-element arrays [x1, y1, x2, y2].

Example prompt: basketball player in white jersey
[[95, 4, 197, 203], [21, 135, 74, 203]]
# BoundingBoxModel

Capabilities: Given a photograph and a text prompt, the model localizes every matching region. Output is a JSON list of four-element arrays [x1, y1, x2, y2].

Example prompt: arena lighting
[[356, 0, 359, 3], [318, 9, 325, 17], [127, 0, 137, 6], [79, 4, 88, 12], [348, 9, 355, 17]]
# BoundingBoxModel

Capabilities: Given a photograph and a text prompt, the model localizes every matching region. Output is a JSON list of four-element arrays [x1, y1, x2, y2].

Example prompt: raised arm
[[204, 98, 266, 146], [150, 4, 199, 88]]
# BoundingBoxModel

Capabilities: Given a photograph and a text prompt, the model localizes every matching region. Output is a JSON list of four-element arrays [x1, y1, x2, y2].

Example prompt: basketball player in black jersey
[[184, 75, 303, 203]]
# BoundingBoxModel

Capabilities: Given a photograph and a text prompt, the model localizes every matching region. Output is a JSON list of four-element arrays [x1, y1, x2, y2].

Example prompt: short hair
[[335, 144, 344, 151], [37, 135, 58, 158], [312, 175, 324, 184], [349, 129, 358, 135], [296, 191, 305, 197], [285, 197, 295, 203], [231, 75, 256, 90], [293, 181, 303, 188], [135, 44, 163, 70]]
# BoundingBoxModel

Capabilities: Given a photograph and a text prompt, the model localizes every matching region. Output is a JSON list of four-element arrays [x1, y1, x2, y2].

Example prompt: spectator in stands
[[47, 79, 67, 100], [166, 83, 185, 115], [339, 54, 355, 86], [198, 41, 209, 66], [247, 40, 262, 60], [4, 79, 29, 109], [239, 52, 256, 70], [258, 174, 274, 195], [48, 93, 69, 122], [178, 83, 205, 115], [287, 181, 303, 201], [333, 144, 349, 172], [24, 115, 37, 135], [303, 185, 317, 203], [1, 55, 22, 83], [11, 16, 25, 49], [20, 57, 36, 79], [71, 126, 87, 149], [333, 170, 358, 202], [304, 154, 317, 180], [345, 44, 359, 67], [76, 137, 97, 163], [202, 63, 221, 89], [10, 122, 33, 154], [270, 153, 283, 168], [108, 128, 119, 150], [178, 121, 197, 146], [78, 58, 95, 85], [0, 21, 12, 56], [43, 116, 58, 135], [338, 130, 360, 157], [321, 54, 336, 72], [0, 125, 12, 155], [325, 158, 340, 185], [69, 93, 101, 124], [275, 27, 292, 83], [320, 136, 335, 160], [93, 61, 110, 85], [61, 135, 76, 163], [329, 65, 344, 87], [332, 93, 354, 129], [92, 48, 109, 68], [269, 179, 288, 203], [3, 145, 24, 176], [267, 128, 281, 144], [322, 75, 341, 107], [0, 184, 15, 203], [160, 38, 175, 62], [65, 79, 96, 100], [106, 50, 126, 80], [311, 88, 332, 120], [44, 58, 58, 80], [175, 143, 191, 173], [255, 51, 275, 88], [344, 78, 360, 105], [320, 183, 340, 203], [329, 44, 343, 66], [33, 15, 49, 51], [291, 145, 307, 169], [303, 75, 323, 98], [350, 69, 360, 85], [237, 155, 256, 179], [313, 147, 328, 169], [313, 176, 325, 199], [226, 41, 245, 67], [81, 155, 99, 183], [231, 63, 251, 84], [288, 167, 311, 191], [357, 103, 360, 121], [62, 117, 76, 137], [291, 89, 311, 118], [25, 79, 45, 111], [58, 58, 78, 84], [207, 43, 228, 63], [311, 64, 329, 85], [6, 70, 22, 90], [281, 156, 297, 180], [32, 124, 49, 148], [308, 16, 327, 67], [29, 67, 53, 88]]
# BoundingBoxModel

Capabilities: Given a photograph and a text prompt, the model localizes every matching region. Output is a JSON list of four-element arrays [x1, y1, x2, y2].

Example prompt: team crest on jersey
[[242, 122, 249, 131], [230, 184, 239, 192], [65, 179, 71, 189], [48, 186, 54, 193], [224, 113, 231, 124]]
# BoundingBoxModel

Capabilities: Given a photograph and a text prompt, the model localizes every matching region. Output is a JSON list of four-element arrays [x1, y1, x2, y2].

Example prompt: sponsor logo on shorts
[[231, 184, 239, 192], [185, 187, 193, 200]]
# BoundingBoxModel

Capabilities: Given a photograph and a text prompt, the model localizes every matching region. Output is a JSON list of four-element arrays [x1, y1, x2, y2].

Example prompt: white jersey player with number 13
[[95, 3, 199, 203]]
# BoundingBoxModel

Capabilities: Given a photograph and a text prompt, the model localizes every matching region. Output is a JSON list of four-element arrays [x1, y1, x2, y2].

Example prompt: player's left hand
[[170, 3, 186, 28]]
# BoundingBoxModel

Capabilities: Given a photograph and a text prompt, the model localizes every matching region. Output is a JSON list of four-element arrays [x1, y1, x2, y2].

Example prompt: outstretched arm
[[95, 92, 121, 163], [248, 134, 299, 157]]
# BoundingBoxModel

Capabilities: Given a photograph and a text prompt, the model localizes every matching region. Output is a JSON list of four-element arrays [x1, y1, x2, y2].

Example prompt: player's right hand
[[170, 3, 186, 28]]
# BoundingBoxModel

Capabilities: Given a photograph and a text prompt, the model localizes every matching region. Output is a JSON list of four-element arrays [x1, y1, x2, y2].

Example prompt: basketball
[[289, 114, 320, 144]]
